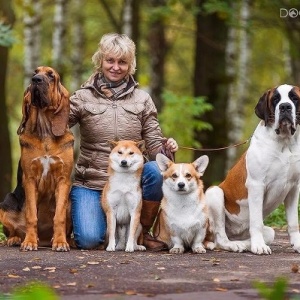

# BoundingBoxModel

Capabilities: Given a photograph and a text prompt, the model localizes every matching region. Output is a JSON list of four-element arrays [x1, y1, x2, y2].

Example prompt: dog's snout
[[279, 102, 292, 113], [178, 182, 185, 189], [121, 160, 128, 167], [32, 75, 43, 84]]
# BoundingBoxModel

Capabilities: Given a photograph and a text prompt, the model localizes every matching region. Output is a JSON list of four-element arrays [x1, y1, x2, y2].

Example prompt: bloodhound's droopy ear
[[51, 81, 70, 137], [255, 89, 272, 126], [17, 86, 31, 135]]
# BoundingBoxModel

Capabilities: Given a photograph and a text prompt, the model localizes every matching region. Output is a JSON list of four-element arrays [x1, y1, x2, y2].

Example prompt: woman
[[69, 33, 178, 250]]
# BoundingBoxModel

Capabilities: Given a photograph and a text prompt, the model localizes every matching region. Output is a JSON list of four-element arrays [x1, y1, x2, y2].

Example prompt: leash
[[178, 138, 251, 152]]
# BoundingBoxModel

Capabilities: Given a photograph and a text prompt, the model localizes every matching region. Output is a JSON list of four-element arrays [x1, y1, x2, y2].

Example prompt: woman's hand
[[165, 138, 178, 153]]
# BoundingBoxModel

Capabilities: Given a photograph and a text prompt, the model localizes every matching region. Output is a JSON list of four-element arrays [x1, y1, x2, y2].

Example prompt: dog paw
[[52, 241, 70, 252], [125, 245, 135, 252], [106, 245, 116, 252], [169, 247, 184, 254], [135, 245, 146, 251], [204, 241, 215, 250], [218, 240, 247, 252], [192, 246, 206, 254], [6, 237, 22, 247], [251, 243, 272, 255], [20, 240, 38, 251]]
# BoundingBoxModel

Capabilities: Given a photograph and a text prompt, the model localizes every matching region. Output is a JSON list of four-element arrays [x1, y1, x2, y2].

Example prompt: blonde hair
[[92, 33, 136, 75]]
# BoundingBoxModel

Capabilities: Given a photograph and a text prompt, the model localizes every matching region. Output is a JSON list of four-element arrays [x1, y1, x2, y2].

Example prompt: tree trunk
[[284, 5, 300, 85], [122, 0, 140, 78], [52, 0, 68, 79], [226, 0, 251, 170], [147, 0, 167, 113], [70, 0, 85, 166], [0, 0, 15, 201], [193, 0, 230, 187], [23, 0, 42, 87]]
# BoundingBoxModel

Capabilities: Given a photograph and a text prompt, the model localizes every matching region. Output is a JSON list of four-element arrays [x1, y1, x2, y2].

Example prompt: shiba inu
[[153, 153, 214, 254], [102, 140, 146, 252]]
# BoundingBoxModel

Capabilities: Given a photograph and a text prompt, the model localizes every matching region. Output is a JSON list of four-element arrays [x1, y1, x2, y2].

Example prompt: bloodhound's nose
[[32, 75, 43, 84]]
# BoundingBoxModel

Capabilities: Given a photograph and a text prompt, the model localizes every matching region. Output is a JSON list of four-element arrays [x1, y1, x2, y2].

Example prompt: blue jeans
[[70, 161, 163, 249]]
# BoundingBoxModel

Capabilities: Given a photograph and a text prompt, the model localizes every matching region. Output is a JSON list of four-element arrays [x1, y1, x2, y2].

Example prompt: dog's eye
[[129, 151, 134, 155], [118, 150, 122, 154], [171, 173, 178, 179], [48, 72, 55, 79], [185, 173, 191, 179]]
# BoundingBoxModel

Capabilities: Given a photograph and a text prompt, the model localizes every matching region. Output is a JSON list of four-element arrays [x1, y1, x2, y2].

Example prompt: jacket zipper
[[112, 99, 118, 140]]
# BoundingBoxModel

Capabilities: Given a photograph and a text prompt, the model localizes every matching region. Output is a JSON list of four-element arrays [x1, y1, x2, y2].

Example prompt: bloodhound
[[0, 66, 74, 251]]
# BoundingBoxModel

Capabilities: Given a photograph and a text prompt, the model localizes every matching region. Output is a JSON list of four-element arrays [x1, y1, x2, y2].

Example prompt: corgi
[[153, 153, 214, 254], [102, 140, 146, 252]]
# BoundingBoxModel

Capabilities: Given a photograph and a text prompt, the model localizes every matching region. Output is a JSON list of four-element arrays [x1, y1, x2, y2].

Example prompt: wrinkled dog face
[[255, 84, 300, 135], [109, 140, 145, 173]]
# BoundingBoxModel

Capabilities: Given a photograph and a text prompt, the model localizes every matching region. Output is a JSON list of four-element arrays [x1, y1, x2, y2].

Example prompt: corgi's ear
[[156, 153, 172, 171], [192, 155, 209, 177], [136, 140, 145, 152], [108, 140, 118, 150]]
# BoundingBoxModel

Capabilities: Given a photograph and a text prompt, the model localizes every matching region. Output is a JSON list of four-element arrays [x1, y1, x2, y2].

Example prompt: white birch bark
[[122, 0, 133, 37], [70, 0, 84, 92], [23, 0, 42, 88], [226, 0, 251, 170], [52, 0, 67, 71]]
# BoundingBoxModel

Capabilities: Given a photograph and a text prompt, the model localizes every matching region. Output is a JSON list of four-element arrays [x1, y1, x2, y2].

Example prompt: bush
[[159, 90, 213, 162]]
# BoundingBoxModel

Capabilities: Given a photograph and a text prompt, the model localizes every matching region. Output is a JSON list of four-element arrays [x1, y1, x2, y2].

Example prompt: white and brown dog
[[102, 140, 146, 252], [206, 84, 300, 255], [153, 153, 214, 254]]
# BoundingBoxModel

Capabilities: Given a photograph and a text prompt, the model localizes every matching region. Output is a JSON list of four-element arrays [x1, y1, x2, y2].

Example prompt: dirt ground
[[0, 230, 300, 300]]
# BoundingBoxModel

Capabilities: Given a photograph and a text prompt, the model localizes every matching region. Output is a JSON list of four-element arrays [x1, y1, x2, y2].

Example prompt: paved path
[[0, 230, 299, 299]]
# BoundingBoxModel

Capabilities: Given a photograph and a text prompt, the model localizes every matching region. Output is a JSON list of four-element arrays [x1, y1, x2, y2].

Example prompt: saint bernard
[[206, 84, 300, 255]]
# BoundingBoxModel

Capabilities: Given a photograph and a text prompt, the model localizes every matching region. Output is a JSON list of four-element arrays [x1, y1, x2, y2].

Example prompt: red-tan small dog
[[102, 140, 146, 252], [153, 153, 214, 254]]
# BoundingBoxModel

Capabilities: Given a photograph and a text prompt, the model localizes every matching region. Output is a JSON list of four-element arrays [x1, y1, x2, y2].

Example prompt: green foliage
[[159, 91, 212, 162], [253, 277, 288, 300], [0, 21, 16, 47], [0, 223, 5, 241], [264, 203, 300, 228], [264, 204, 286, 227], [0, 282, 58, 300]]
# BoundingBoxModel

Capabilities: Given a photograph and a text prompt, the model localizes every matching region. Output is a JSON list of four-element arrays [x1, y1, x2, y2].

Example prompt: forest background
[[0, 0, 300, 226]]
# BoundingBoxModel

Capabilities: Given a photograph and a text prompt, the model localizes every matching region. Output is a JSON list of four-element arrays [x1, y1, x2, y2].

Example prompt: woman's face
[[102, 55, 129, 82]]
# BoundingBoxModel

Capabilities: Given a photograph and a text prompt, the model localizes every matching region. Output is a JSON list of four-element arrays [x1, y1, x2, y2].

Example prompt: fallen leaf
[[213, 278, 220, 282], [125, 290, 136, 295], [291, 264, 299, 273], [80, 265, 86, 269], [32, 266, 42, 269], [86, 283, 94, 288], [22, 267, 30, 272], [8, 274, 20, 278], [53, 285, 61, 289], [66, 282, 77, 286], [157, 267, 165, 270], [154, 275, 161, 280], [215, 287, 228, 292], [44, 267, 56, 271], [69, 269, 78, 274], [120, 260, 130, 264], [87, 261, 100, 265]]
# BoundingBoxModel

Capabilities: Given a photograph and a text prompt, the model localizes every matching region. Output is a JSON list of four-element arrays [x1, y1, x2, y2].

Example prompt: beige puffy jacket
[[69, 74, 165, 190]]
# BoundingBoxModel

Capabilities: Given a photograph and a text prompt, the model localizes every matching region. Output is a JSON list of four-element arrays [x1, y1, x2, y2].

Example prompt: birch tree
[[52, 0, 68, 77], [226, 0, 251, 170], [23, 0, 42, 87]]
